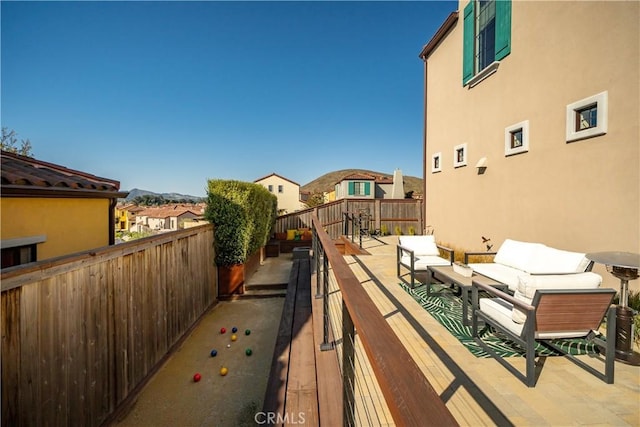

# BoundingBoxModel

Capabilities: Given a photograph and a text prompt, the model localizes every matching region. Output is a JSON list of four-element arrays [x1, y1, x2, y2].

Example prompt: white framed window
[[504, 120, 529, 156], [268, 185, 273, 192], [566, 91, 608, 143], [453, 143, 468, 168], [431, 152, 442, 173], [278, 185, 283, 193]]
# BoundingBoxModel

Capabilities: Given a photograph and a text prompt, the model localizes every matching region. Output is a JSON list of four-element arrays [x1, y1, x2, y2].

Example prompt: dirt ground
[[115, 297, 285, 427]]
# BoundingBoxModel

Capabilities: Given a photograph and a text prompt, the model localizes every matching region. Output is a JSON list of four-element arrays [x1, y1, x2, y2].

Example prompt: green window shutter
[[364, 182, 371, 196], [495, 0, 512, 61], [348, 182, 355, 195], [462, 1, 475, 86]]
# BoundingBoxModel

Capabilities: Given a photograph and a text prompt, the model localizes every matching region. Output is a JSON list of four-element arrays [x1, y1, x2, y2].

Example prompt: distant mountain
[[301, 169, 423, 196], [122, 188, 204, 202]]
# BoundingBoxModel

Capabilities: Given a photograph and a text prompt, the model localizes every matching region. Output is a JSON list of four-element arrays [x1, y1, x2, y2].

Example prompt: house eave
[[1, 185, 129, 199], [419, 11, 459, 61]]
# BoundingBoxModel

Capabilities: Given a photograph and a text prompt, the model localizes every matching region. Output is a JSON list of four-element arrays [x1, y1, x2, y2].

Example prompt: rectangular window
[[1, 245, 37, 269], [576, 104, 598, 130], [354, 182, 366, 196], [566, 91, 608, 142], [432, 152, 442, 173], [476, 0, 496, 72], [278, 185, 283, 193], [505, 120, 529, 156], [463, 0, 511, 86], [268, 185, 273, 192], [453, 143, 468, 168]]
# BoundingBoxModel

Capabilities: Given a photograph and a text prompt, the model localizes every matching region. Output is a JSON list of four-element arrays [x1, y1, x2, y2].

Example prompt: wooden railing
[[311, 215, 457, 426], [1, 225, 217, 427], [275, 198, 424, 239]]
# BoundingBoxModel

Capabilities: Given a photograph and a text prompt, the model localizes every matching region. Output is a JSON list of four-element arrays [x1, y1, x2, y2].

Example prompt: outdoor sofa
[[397, 235, 454, 288], [464, 238, 594, 293]]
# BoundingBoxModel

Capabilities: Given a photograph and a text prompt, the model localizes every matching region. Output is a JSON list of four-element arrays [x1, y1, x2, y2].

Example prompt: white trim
[[504, 120, 530, 156], [431, 152, 442, 173], [1, 235, 47, 249], [565, 91, 608, 142], [453, 143, 468, 168], [467, 61, 500, 88]]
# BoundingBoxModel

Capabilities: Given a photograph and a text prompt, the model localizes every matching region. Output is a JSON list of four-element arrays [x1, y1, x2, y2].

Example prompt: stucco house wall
[[254, 173, 302, 214], [421, 1, 639, 289]]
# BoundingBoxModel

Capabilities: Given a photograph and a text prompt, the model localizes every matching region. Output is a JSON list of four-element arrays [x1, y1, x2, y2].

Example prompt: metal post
[[320, 253, 333, 351], [314, 231, 323, 299], [342, 301, 356, 426]]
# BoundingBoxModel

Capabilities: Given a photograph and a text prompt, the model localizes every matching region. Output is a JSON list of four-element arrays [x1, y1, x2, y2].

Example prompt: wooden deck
[[270, 235, 640, 426]]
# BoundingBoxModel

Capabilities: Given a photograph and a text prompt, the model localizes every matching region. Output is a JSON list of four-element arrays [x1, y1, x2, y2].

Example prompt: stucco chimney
[[391, 169, 404, 199]]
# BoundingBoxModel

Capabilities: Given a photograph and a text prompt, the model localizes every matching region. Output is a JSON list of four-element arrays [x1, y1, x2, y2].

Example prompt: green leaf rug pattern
[[400, 283, 598, 358]]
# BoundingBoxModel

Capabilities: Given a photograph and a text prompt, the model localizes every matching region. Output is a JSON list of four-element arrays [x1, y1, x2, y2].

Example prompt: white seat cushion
[[400, 255, 450, 271], [469, 263, 527, 292]]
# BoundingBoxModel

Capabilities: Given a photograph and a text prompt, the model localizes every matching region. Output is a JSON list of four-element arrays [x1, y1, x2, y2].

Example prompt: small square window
[[431, 152, 442, 173], [576, 104, 597, 131], [504, 120, 529, 156], [566, 91, 608, 142], [453, 143, 467, 168]]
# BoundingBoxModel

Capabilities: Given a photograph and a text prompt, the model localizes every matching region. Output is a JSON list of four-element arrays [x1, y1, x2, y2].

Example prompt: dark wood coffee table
[[427, 265, 508, 326]]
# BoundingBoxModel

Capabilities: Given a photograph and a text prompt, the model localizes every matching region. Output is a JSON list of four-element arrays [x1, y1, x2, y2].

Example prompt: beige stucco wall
[[424, 1, 639, 289], [256, 175, 302, 214]]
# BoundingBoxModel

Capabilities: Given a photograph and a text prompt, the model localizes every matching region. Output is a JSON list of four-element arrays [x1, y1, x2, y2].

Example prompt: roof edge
[[419, 11, 459, 61]]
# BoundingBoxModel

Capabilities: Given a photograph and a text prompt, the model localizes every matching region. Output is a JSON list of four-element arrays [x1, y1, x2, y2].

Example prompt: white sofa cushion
[[398, 235, 440, 256], [469, 262, 528, 292], [493, 239, 544, 272], [511, 272, 602, 323], [526, 245, 591, 274], [400, 255, 450, 271]]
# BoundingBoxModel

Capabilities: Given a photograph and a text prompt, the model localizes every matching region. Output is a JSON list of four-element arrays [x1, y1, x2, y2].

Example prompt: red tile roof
[[1, 150, 127, 198]]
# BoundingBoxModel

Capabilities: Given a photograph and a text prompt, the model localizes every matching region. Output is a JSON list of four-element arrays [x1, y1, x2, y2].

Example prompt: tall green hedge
[[205, 179, 277, 266]]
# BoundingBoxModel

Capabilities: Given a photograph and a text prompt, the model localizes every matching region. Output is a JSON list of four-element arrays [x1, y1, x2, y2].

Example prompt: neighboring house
[[419, 2, 639, 259], [0, 150, 127, 268], [115, 203, 139, 232], [254, 173, 303, 214], [132, 205, 201, 233], [334, 170, 405, 200]]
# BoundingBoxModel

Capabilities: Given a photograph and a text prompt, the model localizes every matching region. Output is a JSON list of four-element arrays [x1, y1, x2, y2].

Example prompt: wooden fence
[[1, 225, 217, 427], [274, 198, 424, 238]]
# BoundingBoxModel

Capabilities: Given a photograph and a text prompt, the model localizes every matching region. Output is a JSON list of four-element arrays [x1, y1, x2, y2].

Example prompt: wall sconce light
[[475, 157, 488, 175]]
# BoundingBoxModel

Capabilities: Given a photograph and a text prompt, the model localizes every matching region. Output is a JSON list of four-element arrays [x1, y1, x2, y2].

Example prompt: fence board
[[1, 224, 216, 427]]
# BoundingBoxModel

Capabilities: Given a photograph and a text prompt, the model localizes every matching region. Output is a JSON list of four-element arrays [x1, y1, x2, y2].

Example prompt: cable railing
[[312, 214, 458, 426]]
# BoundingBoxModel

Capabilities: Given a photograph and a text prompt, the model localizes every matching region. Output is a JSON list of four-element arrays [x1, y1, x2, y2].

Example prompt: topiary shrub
[[205, 179, 277, 266]]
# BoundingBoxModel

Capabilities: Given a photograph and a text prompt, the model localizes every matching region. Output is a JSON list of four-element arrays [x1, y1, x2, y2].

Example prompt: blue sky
[[2, 1, 457, 197]]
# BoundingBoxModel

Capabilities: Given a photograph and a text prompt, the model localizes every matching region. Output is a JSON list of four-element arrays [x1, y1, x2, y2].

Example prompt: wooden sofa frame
[[397, 243, 454, 288], [471, 281, 616, 387]]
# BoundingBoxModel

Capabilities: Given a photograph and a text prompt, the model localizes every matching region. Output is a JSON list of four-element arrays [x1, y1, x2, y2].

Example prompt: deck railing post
[[320, 250, 333, 351], [342, 300, 356, 426], [314, 232, 323, 299]]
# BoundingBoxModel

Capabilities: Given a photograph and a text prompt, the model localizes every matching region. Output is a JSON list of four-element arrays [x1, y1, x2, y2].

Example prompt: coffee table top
[[428, 265, 498, 288]]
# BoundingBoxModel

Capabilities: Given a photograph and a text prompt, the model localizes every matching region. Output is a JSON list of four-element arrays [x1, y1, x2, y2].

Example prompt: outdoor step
[[244, 283, 288, 291], [227, 289, 287, 300]]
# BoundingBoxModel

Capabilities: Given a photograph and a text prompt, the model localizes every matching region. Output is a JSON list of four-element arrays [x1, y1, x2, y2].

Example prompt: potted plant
[[205, 180, 277, 297]]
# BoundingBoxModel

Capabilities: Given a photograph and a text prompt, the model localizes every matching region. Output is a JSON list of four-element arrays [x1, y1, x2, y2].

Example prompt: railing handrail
[[311, 215, 457, 426]]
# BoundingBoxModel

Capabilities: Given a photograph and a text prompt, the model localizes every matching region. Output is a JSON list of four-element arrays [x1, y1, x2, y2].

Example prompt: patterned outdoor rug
[[400, 283, 599, 358]]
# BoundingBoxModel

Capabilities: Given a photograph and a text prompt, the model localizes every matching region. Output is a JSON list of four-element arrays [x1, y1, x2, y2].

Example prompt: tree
[[304, 192, 325, 208], [1, 127, 33, 156]]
